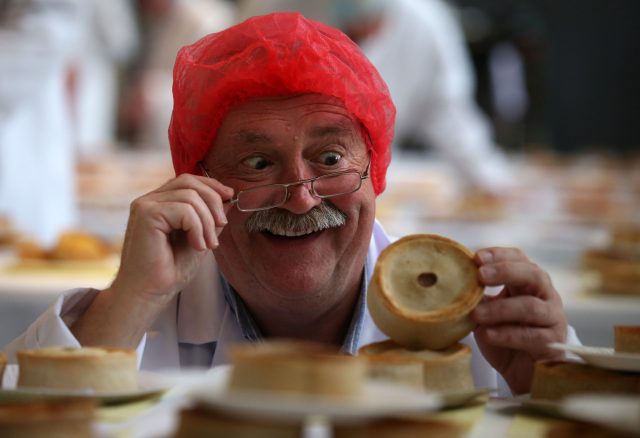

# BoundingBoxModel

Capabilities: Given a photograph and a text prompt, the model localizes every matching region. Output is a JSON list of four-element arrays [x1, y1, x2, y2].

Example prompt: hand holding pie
[[367, 234, 483, 350], [471, 247, 568, 394]]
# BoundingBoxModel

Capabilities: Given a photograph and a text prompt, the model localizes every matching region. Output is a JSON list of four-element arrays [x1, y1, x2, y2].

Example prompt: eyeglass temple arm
[[197, 161, 239, 205]]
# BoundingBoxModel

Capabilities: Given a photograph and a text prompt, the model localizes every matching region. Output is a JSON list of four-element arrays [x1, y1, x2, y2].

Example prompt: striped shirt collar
[[219, 255, 371, 355]]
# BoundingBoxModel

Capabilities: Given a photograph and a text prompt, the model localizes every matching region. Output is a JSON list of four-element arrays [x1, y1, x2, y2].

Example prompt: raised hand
[[470, 247, 568, 394], [71, 173, 233, 347]]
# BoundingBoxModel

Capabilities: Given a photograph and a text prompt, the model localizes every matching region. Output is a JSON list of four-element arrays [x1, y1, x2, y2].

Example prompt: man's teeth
[[265, 227, 322, 237]]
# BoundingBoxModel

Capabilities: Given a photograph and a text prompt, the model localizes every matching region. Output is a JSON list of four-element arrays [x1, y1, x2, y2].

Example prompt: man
[[6, 12, 573, 395]]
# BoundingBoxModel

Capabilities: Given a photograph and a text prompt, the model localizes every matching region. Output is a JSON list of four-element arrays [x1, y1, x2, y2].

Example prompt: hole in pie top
[[417, 272, 438, 288]]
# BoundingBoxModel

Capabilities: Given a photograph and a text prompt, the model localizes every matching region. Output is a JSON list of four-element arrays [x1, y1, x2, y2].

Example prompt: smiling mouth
[[261, 226, 334, 238]]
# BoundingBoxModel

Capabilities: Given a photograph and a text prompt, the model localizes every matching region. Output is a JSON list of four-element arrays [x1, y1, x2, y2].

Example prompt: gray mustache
[[246, 201, 347, 235]]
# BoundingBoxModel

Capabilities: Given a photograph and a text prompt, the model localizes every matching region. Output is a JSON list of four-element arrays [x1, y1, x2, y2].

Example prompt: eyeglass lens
[[236, 171, 362, 211]]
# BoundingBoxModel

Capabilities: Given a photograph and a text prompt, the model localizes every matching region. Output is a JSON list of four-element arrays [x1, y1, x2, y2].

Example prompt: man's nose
[[281, 181, 321, 214]]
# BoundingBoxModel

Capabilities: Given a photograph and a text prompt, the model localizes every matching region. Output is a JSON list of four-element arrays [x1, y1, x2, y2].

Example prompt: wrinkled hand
[[470, 247, 568, 394], [111, 173, 233, 304]]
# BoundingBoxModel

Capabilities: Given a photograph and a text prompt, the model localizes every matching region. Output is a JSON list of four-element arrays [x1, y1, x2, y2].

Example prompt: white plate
[[549, 343, 640, 372], [524, 395, 640, 435], [190, 366, 441, 422], [439, 387, 492, 408], [0, 366, 170, 405]]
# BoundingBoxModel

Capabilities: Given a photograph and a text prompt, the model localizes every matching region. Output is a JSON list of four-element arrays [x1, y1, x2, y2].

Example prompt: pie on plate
[[17, 346, 137, 392]]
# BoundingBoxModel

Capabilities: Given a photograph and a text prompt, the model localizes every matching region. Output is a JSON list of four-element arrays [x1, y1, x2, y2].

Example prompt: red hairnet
[[169, 12, 395, 195]]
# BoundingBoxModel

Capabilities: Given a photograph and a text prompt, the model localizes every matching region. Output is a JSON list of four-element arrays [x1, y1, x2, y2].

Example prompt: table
[[0, 253, 118, 347], [91, 391, 629, 438]]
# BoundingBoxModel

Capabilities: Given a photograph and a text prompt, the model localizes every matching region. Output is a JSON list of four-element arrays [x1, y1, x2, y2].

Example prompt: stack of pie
[[0, 398, 96, 438], [582, 223, 640, 295], [359, 340, 474, 392], [17, 346, 137, 392], [181, 341, 367, 436], [364, 234, 481, 392], [228, 340, 367, 398]]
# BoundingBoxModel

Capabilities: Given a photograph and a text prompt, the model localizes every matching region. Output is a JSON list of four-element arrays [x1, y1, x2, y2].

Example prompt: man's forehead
[[221, 94, 362, 139]]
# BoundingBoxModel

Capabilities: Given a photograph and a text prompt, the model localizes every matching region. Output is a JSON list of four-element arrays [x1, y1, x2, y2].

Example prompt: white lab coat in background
[[0, 0, 84, 245], [4, 220, 580, 395], [361, 0, 512, 192], [74, 0, 138, 156], [238, 0, 513, 193]]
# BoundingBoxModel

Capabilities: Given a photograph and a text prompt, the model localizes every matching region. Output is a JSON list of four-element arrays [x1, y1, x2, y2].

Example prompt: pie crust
[[0, 398, 96, 438], [614, 325, 640, 353], [17, 346, 137, 392], [174, 405, 300, 438], [368, 234, 483, 350], [359, 340, 474, 391], [333, 417, 462, 438], [582, 223, 640, 296], [0, 352, 6, 385], [228, 340, 366, 398], [531, 360, 640, 400]]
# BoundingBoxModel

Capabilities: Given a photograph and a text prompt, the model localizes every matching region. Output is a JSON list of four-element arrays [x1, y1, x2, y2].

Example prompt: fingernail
[[480, 266, 496, 281], [477, 250, 493, 263]]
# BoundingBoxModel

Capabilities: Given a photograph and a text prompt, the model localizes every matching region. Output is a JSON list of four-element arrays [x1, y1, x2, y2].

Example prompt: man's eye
[[319, 151, 342, 166], [243, 156, 270, 170]]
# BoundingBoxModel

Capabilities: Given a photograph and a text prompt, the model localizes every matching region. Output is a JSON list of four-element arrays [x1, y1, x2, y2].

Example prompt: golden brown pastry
[[18, 346, 137, 392], [49, 232, 109, 261], [359, 342, 424, 389], [582, 223, 640, 296], [368, 234, 483, 350], [0, 398, 96, 438], [15, 240, 49, 260], [0, 351, 6, 384], [612, 223, 640, 249], [546, 421, 631, 438], [173, 405, 300, 438], [333, 417, 462, 438], [16, 231, 111, 263], [530, 361, 640, 400], [0, 216, 17, 247], [228, 340, 366, 398], [359, 340, 474, 392], [614, 326, 640, 354]]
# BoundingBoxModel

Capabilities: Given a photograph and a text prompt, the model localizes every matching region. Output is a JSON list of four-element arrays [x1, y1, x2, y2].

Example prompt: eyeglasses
[[199, 157, 371, 212]]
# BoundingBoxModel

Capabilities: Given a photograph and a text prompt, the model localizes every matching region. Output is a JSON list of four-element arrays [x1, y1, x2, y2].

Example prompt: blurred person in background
[[72, 0, 138, 157], [119, 0, 235, 150], [0, 0, 84, 245], [238, 0, 513, 195]]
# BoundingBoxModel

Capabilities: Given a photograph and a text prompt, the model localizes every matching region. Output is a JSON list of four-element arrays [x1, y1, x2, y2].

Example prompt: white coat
[[0, 0, 84, 245]]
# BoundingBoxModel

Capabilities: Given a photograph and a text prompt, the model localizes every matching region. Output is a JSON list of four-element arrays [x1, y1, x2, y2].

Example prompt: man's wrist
[[71, 285, 172, 349]]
